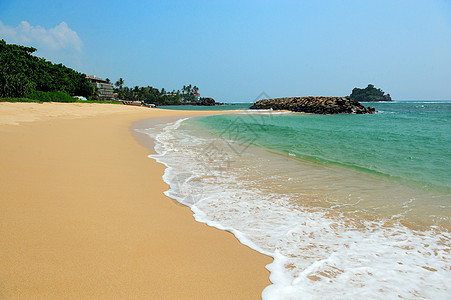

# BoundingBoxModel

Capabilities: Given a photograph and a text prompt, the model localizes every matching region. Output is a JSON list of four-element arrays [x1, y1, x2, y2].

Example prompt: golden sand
[[0, 102, 271, 299]]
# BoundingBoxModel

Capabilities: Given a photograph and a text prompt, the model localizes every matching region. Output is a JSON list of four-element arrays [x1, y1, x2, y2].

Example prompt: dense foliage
[[0, 40, 94, 99], [24, 91, 76, 102], [114, 82, 217, 106], [349, 84, 392, 102], [0, 40, 218, 105], [115, 85, 181, 105]]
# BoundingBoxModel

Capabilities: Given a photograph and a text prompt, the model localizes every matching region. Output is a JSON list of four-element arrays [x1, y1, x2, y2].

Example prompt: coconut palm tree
[[115, 78, 124, 89]]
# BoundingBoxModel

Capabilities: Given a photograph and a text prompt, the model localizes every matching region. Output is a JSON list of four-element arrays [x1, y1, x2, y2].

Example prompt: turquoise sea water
[[142, 101, 451, 299], [157, 103, 251, 111], [195, 101, 451, 193]]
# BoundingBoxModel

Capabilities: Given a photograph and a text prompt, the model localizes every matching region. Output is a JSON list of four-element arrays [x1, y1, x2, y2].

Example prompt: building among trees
[[86, 75, 114, 101]]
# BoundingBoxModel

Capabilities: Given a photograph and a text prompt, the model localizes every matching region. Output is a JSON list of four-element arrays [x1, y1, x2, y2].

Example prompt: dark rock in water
[[168, 97, 224, 106], [249, 96, 377, 114], [198, 97, 217, 106]]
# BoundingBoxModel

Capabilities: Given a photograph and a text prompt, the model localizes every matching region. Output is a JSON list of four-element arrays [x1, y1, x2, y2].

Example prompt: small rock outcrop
[[197, 97, 217, 106], [349, 84, 393, 102], [170, 97, 224, 106], [249, 96, 376, 114]]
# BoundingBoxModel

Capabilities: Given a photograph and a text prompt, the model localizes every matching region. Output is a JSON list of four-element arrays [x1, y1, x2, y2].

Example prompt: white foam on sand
[[138, 119, 451, 300]]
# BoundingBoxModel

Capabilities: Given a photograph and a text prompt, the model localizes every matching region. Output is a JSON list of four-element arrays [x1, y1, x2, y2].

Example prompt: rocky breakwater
[[249, 96, 376, 114]]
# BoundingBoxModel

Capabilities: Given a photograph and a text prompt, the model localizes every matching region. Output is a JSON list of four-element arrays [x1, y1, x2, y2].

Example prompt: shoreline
[[0, 103, 272, 299], [148, 108, 451, 299]]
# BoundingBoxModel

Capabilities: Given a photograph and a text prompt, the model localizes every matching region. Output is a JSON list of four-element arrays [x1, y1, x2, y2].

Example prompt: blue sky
[[1, 0, 450, 101]]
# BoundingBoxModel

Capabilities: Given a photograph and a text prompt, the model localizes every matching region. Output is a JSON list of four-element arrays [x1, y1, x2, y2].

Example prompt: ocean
[[139, 101, 451, 299], [156, 103, 252, 111]]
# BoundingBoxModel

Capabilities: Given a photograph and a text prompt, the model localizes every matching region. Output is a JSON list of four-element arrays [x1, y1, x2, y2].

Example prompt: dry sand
[[0, 102, 272, 299]]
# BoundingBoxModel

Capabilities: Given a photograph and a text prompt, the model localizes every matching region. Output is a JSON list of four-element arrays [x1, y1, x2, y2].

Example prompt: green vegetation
[[0, 40, 218, 105], [0, 40, 94, 100], [349, 84, 392, 102], [114, 82, 217, 106], [24, 91, 76, 102]]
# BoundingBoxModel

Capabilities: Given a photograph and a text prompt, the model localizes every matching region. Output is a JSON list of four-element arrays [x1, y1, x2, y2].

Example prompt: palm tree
[[115, 78, 124, 89]]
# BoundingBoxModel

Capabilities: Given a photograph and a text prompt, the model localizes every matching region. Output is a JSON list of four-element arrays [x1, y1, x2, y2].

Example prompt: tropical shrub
[[24, 91, 76, 102]]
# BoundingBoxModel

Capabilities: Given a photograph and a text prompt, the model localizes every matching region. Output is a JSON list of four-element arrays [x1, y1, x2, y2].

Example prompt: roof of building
[[86, 75, 110, 84]]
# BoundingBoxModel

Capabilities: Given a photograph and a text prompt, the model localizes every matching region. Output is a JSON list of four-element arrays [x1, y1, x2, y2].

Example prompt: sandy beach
[[0, 102, 271, 299]]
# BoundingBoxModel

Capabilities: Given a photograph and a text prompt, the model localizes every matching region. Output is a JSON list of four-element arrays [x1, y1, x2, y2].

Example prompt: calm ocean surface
[[144, 101, 451, 299], [157, 103, 252, 111]]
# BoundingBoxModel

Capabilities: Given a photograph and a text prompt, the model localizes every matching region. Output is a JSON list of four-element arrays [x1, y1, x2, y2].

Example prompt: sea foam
[[138, 118, 451, 299]]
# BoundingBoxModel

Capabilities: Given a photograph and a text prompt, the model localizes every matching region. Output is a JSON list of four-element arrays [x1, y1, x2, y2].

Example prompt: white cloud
[[0, 21, 82, 52]]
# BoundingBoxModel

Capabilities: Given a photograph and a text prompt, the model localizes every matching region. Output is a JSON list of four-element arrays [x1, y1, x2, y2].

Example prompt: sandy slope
[[0, 102, 271, 299]]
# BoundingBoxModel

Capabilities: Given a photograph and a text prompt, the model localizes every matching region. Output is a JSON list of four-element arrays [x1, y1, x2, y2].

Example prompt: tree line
[[1, 40, 216, 105], [0, 40, 94, 99], [112, 80, 214, 106]]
